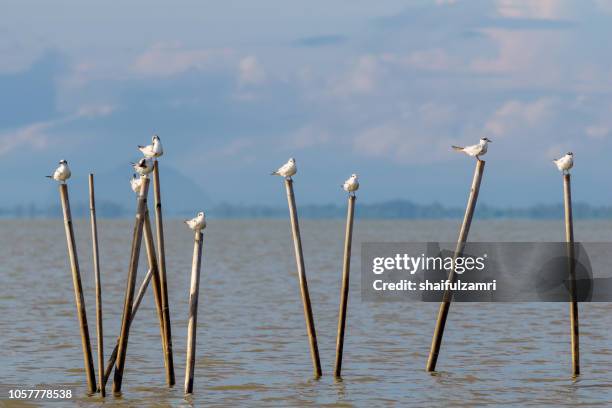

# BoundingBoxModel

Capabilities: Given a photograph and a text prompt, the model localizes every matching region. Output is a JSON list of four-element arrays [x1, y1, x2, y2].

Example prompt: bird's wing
[[279, 162, 290, 173], [463, 144, 480, 155]]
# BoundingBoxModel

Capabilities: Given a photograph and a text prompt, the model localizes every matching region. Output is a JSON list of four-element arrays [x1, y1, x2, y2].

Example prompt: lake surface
[[2, 219, 612, 407]]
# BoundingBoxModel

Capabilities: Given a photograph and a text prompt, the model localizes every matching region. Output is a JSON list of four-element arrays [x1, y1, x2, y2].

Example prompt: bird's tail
[[45, 175, 53, 178], [451, 145, 464, 151], [137, 145, 145, 149], [270, 171, 279, 176]]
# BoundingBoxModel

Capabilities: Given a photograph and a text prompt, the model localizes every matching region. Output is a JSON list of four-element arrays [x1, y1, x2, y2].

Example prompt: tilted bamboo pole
[[113, 177, 150, 393], [284, 178, 322, 378], [101, 268, 154, 388], [426, 159, 485, 372], [144, 206, 171, 383], [334, 194, 356, 377]]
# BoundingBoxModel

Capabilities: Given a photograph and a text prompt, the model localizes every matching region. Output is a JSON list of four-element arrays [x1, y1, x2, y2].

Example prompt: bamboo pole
[[563, 173, 580, 376], [59, 183, 97, 394], [113, 177, 150, 393], [284, 178, 322, 378], [144, 206, 171, 382], [102, 268, 154, 388], [184, 230, 204, 394], [426, 159, 485, 372], [334, 194, 356, 378], [88, 174, 105, 397], [153, 160, 175, 386]]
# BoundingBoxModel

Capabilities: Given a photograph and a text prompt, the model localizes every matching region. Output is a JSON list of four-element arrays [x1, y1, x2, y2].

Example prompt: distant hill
[[32, 164, 211, 217], [208, 200, 612, 220], [4, 198, 610, 219]]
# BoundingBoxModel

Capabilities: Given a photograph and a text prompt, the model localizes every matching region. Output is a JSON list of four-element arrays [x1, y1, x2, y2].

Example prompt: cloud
[[470, 29, 571, 88], [238, 56, 266, 85], [332, 55, 380, 96], [585, 125, 610, 139], [77, 104, 116, 118], [495, 0, 566, 19], [595, 0, 612, 14], [352, 121, 453, 164], [292, 34, 347, 47], [397, 48, 461, 71], [484, 98, 556, 137], [284, 125, 331, 149], [0, 121, 52, 156], [0, 103, 115, 156], [0, 36, 44, 74], [132, 42, 231, 77], [215, 138, 254, 156]]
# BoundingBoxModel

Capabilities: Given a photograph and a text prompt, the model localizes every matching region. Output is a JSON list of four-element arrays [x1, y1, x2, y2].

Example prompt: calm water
[[2, 219, 612, 407]]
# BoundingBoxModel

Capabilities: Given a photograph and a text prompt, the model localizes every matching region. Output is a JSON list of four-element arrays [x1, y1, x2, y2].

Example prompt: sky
[[2, 0, 612, 208]]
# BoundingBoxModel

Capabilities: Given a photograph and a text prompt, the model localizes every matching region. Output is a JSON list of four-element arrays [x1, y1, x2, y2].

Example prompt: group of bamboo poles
[[424, 160, 580, 377], [282, 159, 580, 380], [58, 155, 580, 395], [281, 177, 357, 378], [56, 160, 207, 397]]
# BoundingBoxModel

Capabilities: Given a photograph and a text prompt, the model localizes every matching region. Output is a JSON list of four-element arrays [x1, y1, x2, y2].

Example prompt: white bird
[[553, 152, 573, 174], [185, 211, 206, 231], [130, 174, 144, 194], [342, 174, 359, 196], [452, 137, 492, 160], [131, 158, 154, 176], [46, 159, 71, 183], [271, 158, 297, 179], [138, 134, 163, 158]]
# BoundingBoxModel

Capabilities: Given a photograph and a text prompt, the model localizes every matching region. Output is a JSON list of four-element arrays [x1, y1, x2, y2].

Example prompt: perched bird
[[271, 158, 297, 179], [138, 134, 164, 158], [452, 137, 492, 160], [46, 159, 71, 183], [131, 158, 154, 176], [130, 173, 143, 194], [553, 152, 574, 174], [342, 174, 359, 196], [185, 211, 206, 231]]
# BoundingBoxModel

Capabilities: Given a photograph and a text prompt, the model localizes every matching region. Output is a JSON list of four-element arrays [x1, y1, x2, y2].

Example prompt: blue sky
[[2, 0, 612, 208]]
